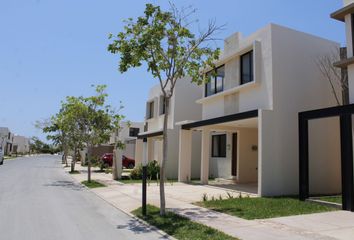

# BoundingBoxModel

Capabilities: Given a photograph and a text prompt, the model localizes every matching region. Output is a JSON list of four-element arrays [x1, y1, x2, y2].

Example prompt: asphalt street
[[0, 155, 165, 240]]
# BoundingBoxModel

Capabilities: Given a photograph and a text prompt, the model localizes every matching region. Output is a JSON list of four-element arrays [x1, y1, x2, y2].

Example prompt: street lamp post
[[142, 138, 148, 216]]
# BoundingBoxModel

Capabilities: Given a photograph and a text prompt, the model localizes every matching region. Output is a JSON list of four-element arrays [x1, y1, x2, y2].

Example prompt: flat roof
[[181, 110, 258, 130], [331, 3, 354, 22], [137, 130, 163, 139]]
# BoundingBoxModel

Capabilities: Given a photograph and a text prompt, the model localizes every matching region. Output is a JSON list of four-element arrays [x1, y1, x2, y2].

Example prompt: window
[[129, 127, 140, 137], [240, 50, 253, 84], [159, 96, 169, 115], [212, 134, 226, 158], [146, 101, 154, 119], [205, 65, 225, 97]]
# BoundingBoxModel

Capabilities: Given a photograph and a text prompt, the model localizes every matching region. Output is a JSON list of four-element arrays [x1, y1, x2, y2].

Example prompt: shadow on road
[[116, 219, 169, 239], [44, 180, 84, 191]]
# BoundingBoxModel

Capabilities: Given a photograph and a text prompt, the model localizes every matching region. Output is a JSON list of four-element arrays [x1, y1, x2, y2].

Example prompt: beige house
[[12, 135, 30, 154], [178, 24, 341, 196], [135, 77, 202, 179]]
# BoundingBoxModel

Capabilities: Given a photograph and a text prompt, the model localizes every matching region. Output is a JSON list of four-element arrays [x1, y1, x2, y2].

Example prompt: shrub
[[130, 160, 160, 180]]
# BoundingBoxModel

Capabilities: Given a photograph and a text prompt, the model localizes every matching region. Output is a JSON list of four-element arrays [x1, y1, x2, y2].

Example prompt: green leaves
[[108, 3, 221, 86], [42, 85, 125, 153]]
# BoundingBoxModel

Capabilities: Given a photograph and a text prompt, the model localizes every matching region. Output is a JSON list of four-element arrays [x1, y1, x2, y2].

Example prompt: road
[[0, 155, 164, 240]]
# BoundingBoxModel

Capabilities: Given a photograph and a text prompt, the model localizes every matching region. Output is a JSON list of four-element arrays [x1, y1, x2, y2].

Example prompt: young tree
[[81, 85, 123, 183], [316, 47, 349, 105], [108, 3, 221, 215]]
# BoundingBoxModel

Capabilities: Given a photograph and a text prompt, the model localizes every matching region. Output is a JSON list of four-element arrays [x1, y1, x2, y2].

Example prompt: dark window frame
[[351, 14, 354, 56], [205, 65, 225, 97], [211, 134, 227, 158], [240, 50, 254, 85], [147, 101, 154, 119], [129, 127, 140, 137]]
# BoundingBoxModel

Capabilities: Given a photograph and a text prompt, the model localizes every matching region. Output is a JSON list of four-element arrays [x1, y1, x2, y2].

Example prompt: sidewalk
[[66, 164, 354, 240]]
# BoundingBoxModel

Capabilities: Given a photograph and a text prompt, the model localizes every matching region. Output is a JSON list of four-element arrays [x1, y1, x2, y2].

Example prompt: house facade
[[136, 77, 202, 179], [178, 24, 341, 196], [110, 121, 144, 159], [0, 127, 14, 155], [12, 135, 30, 154]]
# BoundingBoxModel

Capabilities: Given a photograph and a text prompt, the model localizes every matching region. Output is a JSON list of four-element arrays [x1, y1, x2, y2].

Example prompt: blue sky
[[0, 0, 345, 141]]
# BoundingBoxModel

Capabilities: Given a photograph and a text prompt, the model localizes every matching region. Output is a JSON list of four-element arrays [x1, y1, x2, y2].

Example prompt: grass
[[316, 195, 342, 204], [132, 205, 237, 240], [69, 170, 80, 174], [81, 180, 106, 188], [196, 197, 337, 220], [117, 178, 178, 184], [4, 156, 17, 160]]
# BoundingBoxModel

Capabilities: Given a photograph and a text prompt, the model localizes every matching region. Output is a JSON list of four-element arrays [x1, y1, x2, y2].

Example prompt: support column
[[142, 138, 148, 216], [135, 139, 143, 166], [178, 129, 192, 182], [299, 115, 309, 201], [340, 113, 354, 211], [201, 128, 210, 184]]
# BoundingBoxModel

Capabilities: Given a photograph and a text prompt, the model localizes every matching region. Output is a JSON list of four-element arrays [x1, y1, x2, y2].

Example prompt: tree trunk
[[160, 97, 169, 216], [87, 145, 92, 183], [112, 149, 118, 180], [71, 146, 76, 172]]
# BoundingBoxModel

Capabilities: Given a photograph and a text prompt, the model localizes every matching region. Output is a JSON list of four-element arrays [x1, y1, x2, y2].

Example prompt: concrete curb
[[63, 166, 176, 240]]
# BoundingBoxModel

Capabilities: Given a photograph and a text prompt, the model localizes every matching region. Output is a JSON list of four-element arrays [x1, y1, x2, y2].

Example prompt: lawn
[[196, 197, 337, 220], [132, 205, 237, 240], [118, 179, 178, 184], [316, 195, 342, 204], [81, 180, 106, 188]]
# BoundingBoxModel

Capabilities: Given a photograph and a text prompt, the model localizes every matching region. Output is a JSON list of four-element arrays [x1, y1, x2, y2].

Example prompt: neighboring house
[[80, 121, 144, 163], [136, 77, 203, 179], [0, 127, 14, 155], [178, 23, 341, 196], [12, 135, 30, 154], [109, 121, 144, 159], [332, 0, 354, 102]]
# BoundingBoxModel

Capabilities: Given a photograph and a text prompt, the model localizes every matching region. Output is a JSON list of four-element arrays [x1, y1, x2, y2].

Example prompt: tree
[[81, 85, 124, 183], [316, 47, 349, 105], [108, 3, 221, 215]]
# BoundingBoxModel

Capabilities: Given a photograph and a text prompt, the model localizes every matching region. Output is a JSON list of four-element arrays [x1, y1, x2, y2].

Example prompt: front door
[[232, 133, 237, 176]]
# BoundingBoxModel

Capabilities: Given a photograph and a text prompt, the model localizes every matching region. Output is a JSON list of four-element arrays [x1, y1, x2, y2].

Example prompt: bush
[[130, 160, 160, 180]]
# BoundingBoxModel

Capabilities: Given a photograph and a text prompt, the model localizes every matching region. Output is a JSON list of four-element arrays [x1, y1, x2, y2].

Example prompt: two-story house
[[136, 77, 202, 179], [178, 23, 341, 197], [0, 127, 14, 156]]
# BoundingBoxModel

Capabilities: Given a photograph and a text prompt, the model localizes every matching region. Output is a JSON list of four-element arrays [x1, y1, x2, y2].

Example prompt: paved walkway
[[67, 163, 354, 240]]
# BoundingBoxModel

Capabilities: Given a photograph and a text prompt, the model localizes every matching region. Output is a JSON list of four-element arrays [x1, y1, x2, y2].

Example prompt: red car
[[101, 153, 135, 169], [101, 153, 113, 167], [122, 155, 135, 169]]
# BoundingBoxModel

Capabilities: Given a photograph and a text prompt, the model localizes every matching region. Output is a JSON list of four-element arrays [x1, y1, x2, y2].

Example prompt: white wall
[[201, 25, 273, 120], [259, 24, 341, 196]]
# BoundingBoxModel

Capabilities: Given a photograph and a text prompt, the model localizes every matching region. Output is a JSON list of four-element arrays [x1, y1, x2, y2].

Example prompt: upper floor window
[[205, 65, 225, 97], [146, 101, 154, 119], [159, 96, 169, 115], [240, 50, 253, 85], [129, 127, 140, 137]]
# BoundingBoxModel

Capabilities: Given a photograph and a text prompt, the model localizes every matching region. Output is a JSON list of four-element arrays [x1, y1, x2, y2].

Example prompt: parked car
[[101, 153, 113, 167], [122, 155, 135, 169], [0, 149, 4, 165], [100, 153, 135, 169]]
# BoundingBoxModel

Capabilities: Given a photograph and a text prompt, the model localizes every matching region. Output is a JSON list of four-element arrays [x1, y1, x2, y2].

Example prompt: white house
[[12, 135, 30, 154], [0, 127, 14, 155], [136, 77, 203, 179], [178, 23, 341, 196], [110, 121, 144, 159]]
